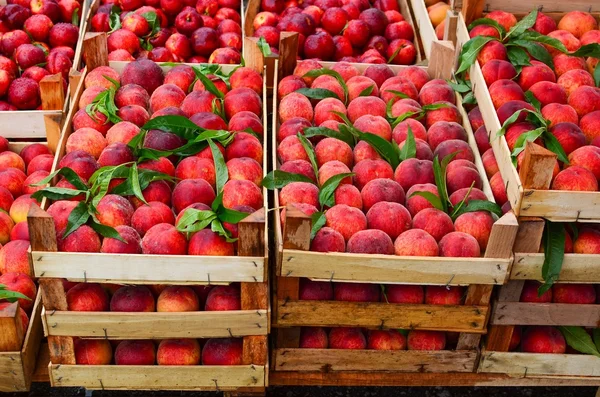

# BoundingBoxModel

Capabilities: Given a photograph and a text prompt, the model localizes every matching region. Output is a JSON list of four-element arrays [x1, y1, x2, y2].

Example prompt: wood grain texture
[[43, 309, 268, 338], [491, 302, 600, 327], [427, 41, 455, 80], [273, 349, 477, 372], [410, 0, 437, 58], [460, 0, 484, 24], [0, 303, 24, 351], [512, 253, 600, 282], [480, 351, 600, 377], [49, 365, 266, 390], [276, 300, 488, 332], [82, 32, 108, 70], [519, 143, 556, 190]]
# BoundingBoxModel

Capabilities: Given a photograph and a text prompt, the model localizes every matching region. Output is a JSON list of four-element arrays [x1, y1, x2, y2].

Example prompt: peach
[[454, 211, 494, 250], [74, 339, 113, 365], [393, 228, 438, 257], [59, 225, 101, 253], [368, 329, 406, 350], [469, 24, 500, 38], [130, 181, 172, 209], [529, 81, 568, 108], [547, 30, 581, 55], [520, 281, 552, 303], [230, 67, 262, 95], [278, 75, 307, 98], [405, 183, 438, 216], [533, 12, 557, 35], [95, 194, 134, 228], [558, 69, 595, 98], [0, 208, 13, 244], [310, 227, 346, 253], [558, 11, 598, 39], [222, 179, 262, 210], [115, 84, 150, 109], [157, 339, 201, 365], [98, 143, 134, 168], [189, 229, 234, 256], [300, 327, 328, 348], [27, 154, 54, 175], [205, 285, 240, 311], [489, 79, 525, 110], [0, 170, 26, 201], [439, 231, 481, 257], [521, 326, 566, 354], [226, 157, 262, 186], [425, 286, 463, 305], [84, 66, 120, 90], [554, 53, 586, 77], [568, 86, 600, 117], [476, 40, 507, 67], [10, 221, 28, 241], [549, 122, 587, 155], [57, 151, 100, 181], [475, 126, 492, 154], [394, 158, 434, 191], [481, 59, 517, 86], [347, 96, 387, 123], [0, 272, 35, 312], [517, 61, 556, 91], [407, 330, 445, 350], [424, 101, 461, 128], [101, 225, 142, 254], [0, 239, 30, 275], [497, 100, 535, 125], [278, 135, 311, 164], [363, 64, 394, 88], [279, 182, 319, 208], [541, 103, 579, 127], [486, 10, 517, 31], [121, 59, 165, 95], [202, 338, 243, 365], [0, 151, 24, 172], [365, 201, 411, 240], [279, 160, 316, 183], [67, 283, 109, 311], [117, 105, 150, 127], [110, 286, 155, 312], [385, 284, 424, 304], [434, 139, 474, 163], [172, 179, 215, 214], [412, 208, 453, 242], [325, 204, 367, 241], [489, 171, 508, 205], [353, 140, 381, 163], [468, 107, 484, 131], [313, 98, 346, 127], [278, 118, 311, 143], [353, 115, 392, 141], [568, 146, 600, 180], [225, 132, 262, 164], [315, 137, 353, 168], [392, 119, 427, 144], [446, 159, 482, 194], [72, 108, 112, 135], [361, 178, 404, 211], [352, 159, 393, 190], [157, 286, 199, 312], [427, 121, 467, 151], [141, 223, 187, 255], [329, 327, 367, 349], [175, 157, 215, 187], [115, 340, 156, 365], [389, 98, 421, 119], [312, 75, 345, 101], [298, 279, 333, 302], [574, 228, 600, 254], [553, 283, 596, 304]]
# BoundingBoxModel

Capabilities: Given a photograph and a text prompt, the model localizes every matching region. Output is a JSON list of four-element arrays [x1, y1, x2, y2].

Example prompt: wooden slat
[[460, 0, 484, 24], [43, 309, 268, 338], [278, 32, 299, 79], [18, 293, 43, 391], [427, 41, 455, 80], [281, 250, 509, 285], [491, 302, 600, 327], [49, 365, 266, 390], [274, 349, 477, 372], [32, 251, 265, 284], [512, 253, 600, 283], [277, 301, 488, 332], [270, 371, 600, 386], [480, 351, 600, 377], [31, 343, 49, 383], [0, 351, 26, 392], [410, 0, 437, 58], [0, 303, 24, 352], [519, 189, 600, 222], [0, 111, 63, 139]]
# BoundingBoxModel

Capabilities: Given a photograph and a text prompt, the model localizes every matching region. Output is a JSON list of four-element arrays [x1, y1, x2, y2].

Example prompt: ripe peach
[[117, 105, 150, 127], [189, 229, 234, 256], [10, 221, 28, 241], [405, 183, 437, 216], [361, 178, 404, 211], [279, 182, 319, 208], [141, 223, 187, 255], [481, 59, 517, 86], [574, 228, 600, 253], [393, 228, 438, 257], [325, 204, 367, 241], [0, 151, 24, 172], [434, 139, 474, 163], [157, 339, 201, 365], [520, 281, 552, 303], [0, 239, 30, 275], [407, 330, 445, 350], [346, 96, 386, 122], [59, 225, 101, 253], [568, 146, 600, 180], [553, 283, 596, 304], [521, 326, 566, 354], [157, 286, 199, 312], [353, 115, 392, 141], [424, 101, 461, 128], [312, 75, 345, 101], [110, 286, 155, 312], [392, 119, 427, 144], [489, 79, 525, 109], [439, 231, 480, 257], [489, 171, 508, 204], [310, 227, 345, 253], [425, 286, 463, 305], [486, 10, 517, 31], [101, 225, 142, 254], [368, 329, 406, 350], [550, 122, 587, 155], [115, 84, 150, 109], [315, 137, 353, 168], [171, 179, 216, 214], [412, 208, 453, 242], [67, 283, 109, 311], [121, 59, 165, 95], [541, 104, 579, 127], [18, 143, 50, 166], [222, 179, 262, 210], [0, 169, 25, 199], [476, 40, 507, 66], [568, 86, 600, 117], [553, 53, 586, 77], [517, 61, 556, 91], [394, 158, 434, 191], [115, 340, 155, 365], [529, 81, 567, 107], [547, 30, 581, 55], [329, 327, 367, 349], [427, 121, 467, 151], [205, 285, 240, 311], [533, 12, 557, 35], [474, 126, 491, 153], [497, 100, 535, 125], [365, 201, 411, 240], [300, 327, 328, 348], [95, 194, 134, 228], [558, 11, 598, 39], [446, 159, 482, 194], [228, 111, 263, 136], [383, 284, 423, 304], [27, 154, 53, 175], [454, 211, 494, 250], [202, 338, 242, 365], [0, 272, 35, 312], [130, 181, 172, 209], [84, 66, 120, 90], [279, 160, 316, 183], [74, 339, 112, 365]]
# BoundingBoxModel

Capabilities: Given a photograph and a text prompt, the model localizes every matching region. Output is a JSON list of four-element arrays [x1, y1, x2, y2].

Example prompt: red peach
[[67, 283, 109, 311], [407, 330, 445, 350], [521, 326, 566, 354], [110, 286, 155, 312], [115, 340, 156, 365], [157, 286, 199, 312], [202, 338, 243, 365], [141, 223, 187, 255], [205, 285, 240, 311], [157, 339, 200, 365], [74, 339, 112, 365], [439, 231, 481, 257]]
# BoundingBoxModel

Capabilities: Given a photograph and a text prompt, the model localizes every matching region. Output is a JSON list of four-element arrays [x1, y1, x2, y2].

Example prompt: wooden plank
[[243, 0, 260, 37], [519, 143, 556, 190], [480, 0, 600, 14], [82, 32, 108, 70], [410, 0, 437, 58], [281, 250, 509, 285], [277, 301, 488, 332], [32, 251, 266, 284], [398, 0, 425, 63], [31, 343, 49, 383], [444, 11, 459, 47], [0, 303, 25, 352], [519, 189, 600, 222], [0, 351, 26, 392], [273, 349, 477, 372], [460, 0, 483, 24], [480, 351, 600, 377], [491, 302, 600, 327], [512, 253, 600, 283], [39, 73, 65, 153], [50, 365, 266, 390], [270, 371, 600, 386], [427, 41, 455, 80], [0, 111, 63, 139], [43, 310, 268, 338], [18, 293, 43, 391], [278, 32, 299, 79]]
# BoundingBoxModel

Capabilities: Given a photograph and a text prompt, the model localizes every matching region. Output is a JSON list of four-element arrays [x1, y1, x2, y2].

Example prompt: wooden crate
[[28, 33, 270, 392], [0, 293, 43, 392], [455, 9, 600, 223], [269, 41, 520, 379], [410, 0, 461, 58], [479, 216, 600, 380]]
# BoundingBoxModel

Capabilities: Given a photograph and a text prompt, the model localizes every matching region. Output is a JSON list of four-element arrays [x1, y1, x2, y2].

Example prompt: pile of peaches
[[65, 282, 245, 365], [0, 140, 56, 344], [41, 59, 265, 255], [296, 280, 464, 351], [90, 0, 242, 63], [276, 60, 498, 258], [467, 10, 600, 193], [252, 0, 417, 63], [0, 0, 81, 109]]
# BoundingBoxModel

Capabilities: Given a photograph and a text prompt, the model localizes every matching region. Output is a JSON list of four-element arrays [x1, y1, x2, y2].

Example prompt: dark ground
[[6, 384, 599, 396]]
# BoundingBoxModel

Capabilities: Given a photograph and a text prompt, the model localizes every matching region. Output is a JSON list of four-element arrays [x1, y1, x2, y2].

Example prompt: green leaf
[[596, 63, 600, 88], [31, 167, 88, 191], [433, 152, 458, 214], [256, 36, 272, 56], [357, 132, 400, 169], [297, 133, 319, 185], [511, 127, 545, 158], [71, 7, 80, 27], [543, 130, 570, 164], [216, 206, 250, 224], [422, 103, 450, 111], [507, 46, 531, 67], [211, 191, 223, 213], [296, 88, 340, 100], [129, 163, 145, 205], [468, 17, 506, 39], [409, 191, 443, 211], [524, 91, 542, 112], [387, 45, 402, 64], [505, 9, 537, 40], [331, 111, 353, 127], [90, 163, 131, 208], [518, 30, 568, 54], [209, 139, 228, 194], [141, 115, 202, 141], [463, 92, 476, 105], [192, 67, 225, 99], [511, 40, 554, 69], [384, 89, 410, 100], [141, 11, 161, 36], [210, 218, 237, 242], [310, 211, 326, 239], [558, 326, 600, 358], [451, 199, 503, 220], [0, 286, 31, 302], [569, 43, 600, 58], [450, 182, 475, 218], [302, 69, 349, 104], [261, 170, 314, 189], [447, 80, 472, 93], [89, 219, 126, 243], [30, 187, 87, 202], [594, 328, 600, 352], [497, 108, 530, 137], [303, 126, 355, 148], [319, 173, 354, 208], [358, 85, 374, 97], [457, 36, 496, 74], [62, 201, 90, 239], [176, 208, 218, 233], [540, 220, 565, 293], [397, 126, 416, 161], [108, 5, 122, 32]]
